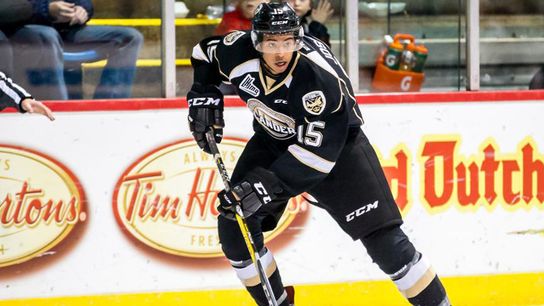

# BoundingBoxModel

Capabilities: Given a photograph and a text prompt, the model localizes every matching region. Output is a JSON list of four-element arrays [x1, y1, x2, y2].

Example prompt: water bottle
[[399, 44, 415, 71], [384, 42, 403, 70], [412, 45, 428, 73]]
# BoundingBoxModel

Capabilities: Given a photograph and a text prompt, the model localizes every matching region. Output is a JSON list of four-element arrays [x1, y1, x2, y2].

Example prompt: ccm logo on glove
[[187, 83, 224, 154], [253, 182, 272, 204], [188, 97, 221, 106], [217, 167, 283, 220]]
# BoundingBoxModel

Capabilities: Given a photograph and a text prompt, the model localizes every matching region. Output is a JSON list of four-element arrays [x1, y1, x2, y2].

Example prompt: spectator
[[214, 0, 269, 35], [0, 0, 32, 75], [288, 0, 333, 47], [0, 0, 143, 100], [0, 71, 55, 121], [0, 31, 13, 76]]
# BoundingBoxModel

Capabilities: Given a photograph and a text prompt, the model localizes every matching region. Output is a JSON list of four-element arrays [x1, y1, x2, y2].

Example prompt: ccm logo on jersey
[[346, 200, 379, 222], [302, 91, 326, 115], [254, 182, 272, 204], [188, 97, 221, 106]]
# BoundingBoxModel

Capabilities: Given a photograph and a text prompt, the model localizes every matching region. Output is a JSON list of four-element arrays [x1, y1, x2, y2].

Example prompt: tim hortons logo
[[113, 138, 307, 258], [0, 145, 86, 268]]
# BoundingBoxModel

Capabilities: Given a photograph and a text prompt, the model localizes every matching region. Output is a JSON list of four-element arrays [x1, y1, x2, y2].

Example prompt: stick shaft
[[205, 131, 278, 306]]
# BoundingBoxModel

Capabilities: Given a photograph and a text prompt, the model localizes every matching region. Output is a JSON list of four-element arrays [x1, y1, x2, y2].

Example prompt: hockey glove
[[218, 167, 283, 220], [187, 83, 224, 154]]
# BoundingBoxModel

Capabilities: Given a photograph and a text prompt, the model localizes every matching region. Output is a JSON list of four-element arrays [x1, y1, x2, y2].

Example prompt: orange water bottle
[[413, 45, 428, 73], [384, 42, 403, 70], [399, 44, 416, 71]]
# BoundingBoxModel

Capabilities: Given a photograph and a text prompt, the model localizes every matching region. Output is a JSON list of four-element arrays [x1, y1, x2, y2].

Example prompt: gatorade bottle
[[384, 42, 403, 70], [399, 44, 416, 71], [413, 45, 428, 73]]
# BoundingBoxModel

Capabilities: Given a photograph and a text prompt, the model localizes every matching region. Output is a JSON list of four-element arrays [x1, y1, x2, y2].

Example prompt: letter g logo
[[401, 76, 412, 91], [385, 55, 397, 67]]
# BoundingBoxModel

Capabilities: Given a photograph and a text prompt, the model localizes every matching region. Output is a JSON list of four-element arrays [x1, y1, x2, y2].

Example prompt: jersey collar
[[258, 52, 300, 95]]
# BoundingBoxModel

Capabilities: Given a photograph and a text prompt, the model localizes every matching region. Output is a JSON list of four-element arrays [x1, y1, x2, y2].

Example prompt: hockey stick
[[205, 131, 278, 306]]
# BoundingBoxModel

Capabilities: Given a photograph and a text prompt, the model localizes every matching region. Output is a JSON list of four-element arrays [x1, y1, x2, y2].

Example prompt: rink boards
[[1, 90, 543, 305]]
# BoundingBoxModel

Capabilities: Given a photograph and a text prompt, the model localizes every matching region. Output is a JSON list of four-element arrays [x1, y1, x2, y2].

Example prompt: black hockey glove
[[187, 83, 224, 154], [218, 168, 283, 220]]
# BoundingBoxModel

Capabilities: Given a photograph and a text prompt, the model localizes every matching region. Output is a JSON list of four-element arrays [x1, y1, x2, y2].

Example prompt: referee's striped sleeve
[[0, 71, 32, 113]]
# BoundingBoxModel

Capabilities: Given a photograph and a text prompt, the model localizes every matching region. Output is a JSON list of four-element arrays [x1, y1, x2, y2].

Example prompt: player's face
[[288, 0, 312, 16], [261, 34, 296, 74]]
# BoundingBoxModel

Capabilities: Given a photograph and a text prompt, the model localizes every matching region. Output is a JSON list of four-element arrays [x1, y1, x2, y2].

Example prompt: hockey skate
[[285, 286, 295, 306]]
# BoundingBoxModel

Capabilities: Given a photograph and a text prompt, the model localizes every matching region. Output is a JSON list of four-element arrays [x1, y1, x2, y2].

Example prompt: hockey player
[[0, 71, 55, 120], [187, 2, 450, 305]]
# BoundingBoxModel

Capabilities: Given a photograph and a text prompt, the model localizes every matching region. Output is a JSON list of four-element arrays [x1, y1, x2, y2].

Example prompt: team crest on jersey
[[247, 98, 296, 140], [224, 31, 245, 45], [302, 91, 326, 115], [239, 74, 260, 97]]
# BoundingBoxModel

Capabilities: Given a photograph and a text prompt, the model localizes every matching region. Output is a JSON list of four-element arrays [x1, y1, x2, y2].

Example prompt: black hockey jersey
[[191, 31, 364, 195], [0, 71, 30, 112]]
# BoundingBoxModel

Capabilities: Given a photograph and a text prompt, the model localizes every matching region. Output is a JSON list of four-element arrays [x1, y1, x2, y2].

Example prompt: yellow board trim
[[87, 18, 221, 27], [82, 59, 191, 68], [2, 272, 544, 306]]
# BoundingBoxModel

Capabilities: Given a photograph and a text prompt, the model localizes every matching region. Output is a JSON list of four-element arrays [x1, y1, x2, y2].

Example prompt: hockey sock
[[360, 226, 450, 306], [407, 275, 450, 306], [230, 248, 290, 306], [391, 252, 450, 306], [247, 269, 291, 306]]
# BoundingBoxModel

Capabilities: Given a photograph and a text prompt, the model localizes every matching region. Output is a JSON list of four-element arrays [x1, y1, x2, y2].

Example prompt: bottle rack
[[371, 34, 426, 92]]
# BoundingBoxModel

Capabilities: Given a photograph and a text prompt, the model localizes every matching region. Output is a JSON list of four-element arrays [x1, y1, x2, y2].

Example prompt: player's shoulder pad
[[217, 30, 252, 52], [221, 30, 249, 46], [192, 32, 250, 62], [215, 31, 257, 74], [192, 35, 223, 64]]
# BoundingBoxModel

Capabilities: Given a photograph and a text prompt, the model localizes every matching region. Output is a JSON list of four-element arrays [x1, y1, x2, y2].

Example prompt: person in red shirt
[[215, 0, 269, 35]]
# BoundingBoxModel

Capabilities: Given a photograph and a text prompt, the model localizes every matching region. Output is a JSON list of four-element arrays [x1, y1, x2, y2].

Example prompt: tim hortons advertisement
[[0, 145, 86, 268], [113, 138, 309, 258]]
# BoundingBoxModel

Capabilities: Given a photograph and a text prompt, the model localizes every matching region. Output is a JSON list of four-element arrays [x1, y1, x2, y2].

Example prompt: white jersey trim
[[285, 75, 293, 88], [288, 144, 335, 174], [302, 51, 339, 79], [11, 82, 30, 99], [229, 59, 260, 81], [191, 44, 209, 63], [0, 73, 23, 105]]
